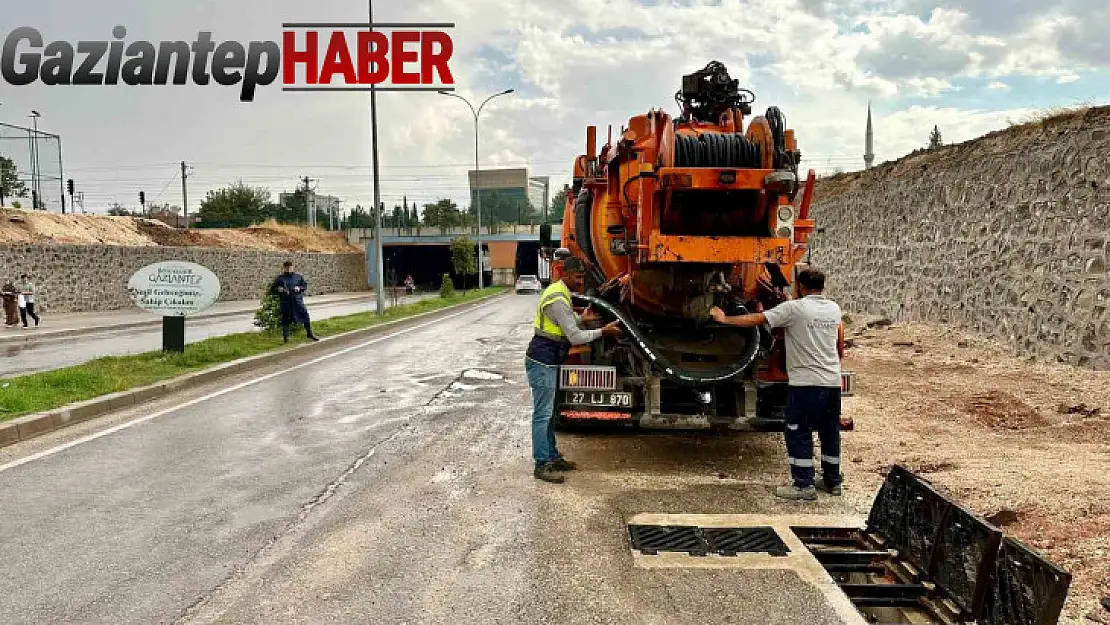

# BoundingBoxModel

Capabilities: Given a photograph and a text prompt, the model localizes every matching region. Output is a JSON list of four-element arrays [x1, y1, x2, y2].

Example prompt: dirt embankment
[[839, 316, 1110, 623], [0, 209, 361, 254]]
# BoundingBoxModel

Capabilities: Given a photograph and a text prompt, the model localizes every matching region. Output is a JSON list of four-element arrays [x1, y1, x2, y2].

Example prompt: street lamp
[[438, 88, 514, 290], [28, 111, 41, 210]]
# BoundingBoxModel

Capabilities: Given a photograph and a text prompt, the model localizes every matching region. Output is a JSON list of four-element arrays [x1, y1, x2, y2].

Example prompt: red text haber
[[282, 31, 454, 85]]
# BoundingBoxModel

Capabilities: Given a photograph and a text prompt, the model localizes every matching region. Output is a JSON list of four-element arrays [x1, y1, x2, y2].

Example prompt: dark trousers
[[784, 386, 842, 488], [281, 322, 313, 341], [20, 303, 39, 327]]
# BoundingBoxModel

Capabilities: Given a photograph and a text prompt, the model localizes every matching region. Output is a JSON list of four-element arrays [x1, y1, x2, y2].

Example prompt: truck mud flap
[[798, 465, 1071, 624]]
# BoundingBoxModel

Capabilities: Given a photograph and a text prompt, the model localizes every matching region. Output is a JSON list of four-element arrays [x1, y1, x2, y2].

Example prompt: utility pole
[[181, 161, 190, 229], [370, 0, 385, 315]]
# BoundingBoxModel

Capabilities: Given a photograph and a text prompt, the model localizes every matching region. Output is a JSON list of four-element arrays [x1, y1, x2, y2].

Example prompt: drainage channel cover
[[629, 525, 789, 557]]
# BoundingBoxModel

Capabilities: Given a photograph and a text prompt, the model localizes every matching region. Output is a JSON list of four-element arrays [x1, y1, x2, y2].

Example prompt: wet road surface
[[0, 294, 858, 625], [0, 294, 433, 378]]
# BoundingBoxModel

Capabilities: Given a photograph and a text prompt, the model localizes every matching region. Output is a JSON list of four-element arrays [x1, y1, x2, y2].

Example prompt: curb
[[0, 293, 375, 345], [0, 291, 507, 450]]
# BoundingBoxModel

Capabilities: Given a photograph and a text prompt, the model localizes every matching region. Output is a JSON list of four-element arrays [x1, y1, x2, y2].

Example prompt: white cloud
[[4, 0, 1106, 212]]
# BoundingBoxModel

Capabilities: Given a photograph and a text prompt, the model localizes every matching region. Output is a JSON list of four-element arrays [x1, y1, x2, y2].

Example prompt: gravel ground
[[836, 315, 1110, 624]]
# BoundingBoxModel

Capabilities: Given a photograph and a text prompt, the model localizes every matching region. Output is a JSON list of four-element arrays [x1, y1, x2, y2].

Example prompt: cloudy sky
[[1, 0, 1106, 217]]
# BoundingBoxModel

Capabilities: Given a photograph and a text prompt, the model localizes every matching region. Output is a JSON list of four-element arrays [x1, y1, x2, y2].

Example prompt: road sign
[[126, 261, 222, 317]]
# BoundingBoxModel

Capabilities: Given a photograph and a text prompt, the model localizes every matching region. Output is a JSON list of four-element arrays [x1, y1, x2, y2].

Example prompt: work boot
[[774, 485, 817, 501], [816, 472, 843, 496], [551, 457, 578, 471], [307, 334, 320, 342], [534, 463, 565, 483]]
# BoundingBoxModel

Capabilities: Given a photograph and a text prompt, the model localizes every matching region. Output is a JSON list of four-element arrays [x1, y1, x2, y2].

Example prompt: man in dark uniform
[[271, 261, 319, 343]]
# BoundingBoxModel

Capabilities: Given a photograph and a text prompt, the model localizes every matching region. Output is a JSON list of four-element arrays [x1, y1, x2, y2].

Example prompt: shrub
[[254, 285, 282, 332], [439, 273, 456, 299]]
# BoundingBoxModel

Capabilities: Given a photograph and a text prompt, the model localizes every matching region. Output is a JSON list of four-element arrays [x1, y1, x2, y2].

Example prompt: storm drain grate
[[704, 527, 790, 557], [629, 525, 789, 557], [629, 525, 707, 556]]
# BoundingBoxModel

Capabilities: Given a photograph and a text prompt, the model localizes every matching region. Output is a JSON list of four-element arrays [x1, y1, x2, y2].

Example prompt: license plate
[[564, 391, 633, 408]]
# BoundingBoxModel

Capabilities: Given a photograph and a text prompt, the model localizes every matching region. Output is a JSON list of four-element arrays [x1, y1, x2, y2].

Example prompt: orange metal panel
[[486, 241, 518, 270], [645, 234, 790, 264], [656, 167, 773, 191]]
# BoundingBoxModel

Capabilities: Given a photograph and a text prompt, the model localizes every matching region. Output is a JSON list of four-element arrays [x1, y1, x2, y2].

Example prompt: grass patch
[[0, 287, 506, 422]]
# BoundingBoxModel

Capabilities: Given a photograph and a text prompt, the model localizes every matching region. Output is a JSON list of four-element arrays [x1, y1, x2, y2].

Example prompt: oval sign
[[126, 261, 222, 317]]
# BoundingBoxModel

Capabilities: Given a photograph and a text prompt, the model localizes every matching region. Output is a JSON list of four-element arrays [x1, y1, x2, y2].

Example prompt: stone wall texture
[[0, 244, 368, 313], [809, 107, 1110, 368]]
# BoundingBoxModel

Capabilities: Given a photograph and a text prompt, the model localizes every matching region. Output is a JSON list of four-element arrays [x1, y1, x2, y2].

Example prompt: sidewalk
[[0, 291, 375, 344]]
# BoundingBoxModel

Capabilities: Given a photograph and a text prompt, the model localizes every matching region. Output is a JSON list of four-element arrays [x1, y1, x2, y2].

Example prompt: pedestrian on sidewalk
[[270, 261, 318, 344], [711, 267, 846, 501], [18, 274, 40, 329], [1, 280, 19, 327], [525, 256, 622, 484]]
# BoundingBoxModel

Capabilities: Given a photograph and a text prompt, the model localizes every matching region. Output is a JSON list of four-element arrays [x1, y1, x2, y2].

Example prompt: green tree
[[548, 187, 569, 223], [253, 284, 282, 332], [439, 273, 456, 298], [198, 181, 271, 228], [0, 155, 28, 207], [422, 198, 465, 228], [928, 125, 943, 149], [450, 235, 476, 293], [345, 204, 374, 229]]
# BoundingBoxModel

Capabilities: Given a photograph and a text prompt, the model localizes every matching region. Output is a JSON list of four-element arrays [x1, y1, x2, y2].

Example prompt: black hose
[[572, 293, 761, 386], [674, 134, 761, 168], [573, 188, 596, 265]]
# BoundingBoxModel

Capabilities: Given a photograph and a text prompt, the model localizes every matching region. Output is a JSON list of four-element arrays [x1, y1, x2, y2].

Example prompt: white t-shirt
[[762, 295, 842, 388]]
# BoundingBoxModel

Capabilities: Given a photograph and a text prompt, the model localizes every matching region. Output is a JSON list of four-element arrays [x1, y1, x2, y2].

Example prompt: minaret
[[864, 102, 875, 170]]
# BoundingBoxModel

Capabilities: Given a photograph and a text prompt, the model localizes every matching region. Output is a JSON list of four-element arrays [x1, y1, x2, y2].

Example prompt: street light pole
[[438, 89, 514, 290], [28, 111, 41, 210], [369, 0, 385, 315]]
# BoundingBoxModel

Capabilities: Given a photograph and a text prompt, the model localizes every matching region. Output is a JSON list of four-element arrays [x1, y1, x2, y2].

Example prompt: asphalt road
[[0, 294, 433, 378], [0, 293, 856, 625]]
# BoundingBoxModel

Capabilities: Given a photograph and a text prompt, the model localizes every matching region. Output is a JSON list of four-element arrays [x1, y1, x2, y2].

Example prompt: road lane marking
[[0, 297, 505, 474]]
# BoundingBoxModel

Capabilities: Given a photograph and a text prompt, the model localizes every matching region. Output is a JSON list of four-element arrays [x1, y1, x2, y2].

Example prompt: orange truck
[[547, 61, 854, 430]]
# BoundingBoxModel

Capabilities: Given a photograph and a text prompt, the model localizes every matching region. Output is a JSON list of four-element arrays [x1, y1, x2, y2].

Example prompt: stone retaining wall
[[809, 107, 1110, 368], [0, 244, 368, 313]]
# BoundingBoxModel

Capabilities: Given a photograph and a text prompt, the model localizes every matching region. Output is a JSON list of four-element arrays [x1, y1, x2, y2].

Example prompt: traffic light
[[139, 191, 146, 206], [66, 179, 74, 196]]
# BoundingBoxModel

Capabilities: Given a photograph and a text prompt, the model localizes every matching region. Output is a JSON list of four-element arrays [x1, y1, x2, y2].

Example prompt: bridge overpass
[[348, 224, 564, 289]]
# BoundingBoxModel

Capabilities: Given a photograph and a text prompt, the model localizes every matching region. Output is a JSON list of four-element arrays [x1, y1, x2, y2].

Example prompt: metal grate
[[982, 537, 1072, 625], [629, 525, 707, 556], [629, 525, 789, 557], [930, 503, 1003, 618], [560, 365, 617, 390], [867, 464, 947, 574], [704, 527, 790, 557]]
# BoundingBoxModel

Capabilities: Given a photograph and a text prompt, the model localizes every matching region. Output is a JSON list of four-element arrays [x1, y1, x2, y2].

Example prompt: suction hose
[[573, 293, 761, 386]]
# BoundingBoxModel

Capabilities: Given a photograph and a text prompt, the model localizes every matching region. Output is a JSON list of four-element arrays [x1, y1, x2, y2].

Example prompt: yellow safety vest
[[534, 280, 572, 341]]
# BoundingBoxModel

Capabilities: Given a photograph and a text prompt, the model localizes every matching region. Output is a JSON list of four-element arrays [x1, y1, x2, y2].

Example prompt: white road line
[[0, 297, 503, 475]]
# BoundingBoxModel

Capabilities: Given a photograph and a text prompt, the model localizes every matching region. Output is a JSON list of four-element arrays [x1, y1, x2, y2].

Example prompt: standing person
[[1, 281, 18, 327], [18, 274, 40, 329], [525, 256, 622, 484], [270, 261, 319, 344], [710, 267, 845, 501], [404, 275, 415, 295]]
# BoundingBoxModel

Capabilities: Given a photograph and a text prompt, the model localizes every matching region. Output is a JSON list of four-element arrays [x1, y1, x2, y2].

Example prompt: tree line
[[193, 181, 570, 230]]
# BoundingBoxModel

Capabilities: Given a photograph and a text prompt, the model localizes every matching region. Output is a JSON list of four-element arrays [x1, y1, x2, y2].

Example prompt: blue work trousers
[[784, 386, 843, 489], [525, 357, 561, 467]]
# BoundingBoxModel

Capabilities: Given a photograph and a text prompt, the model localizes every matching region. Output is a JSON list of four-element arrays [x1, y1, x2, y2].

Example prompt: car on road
[[515, 275, 541, 294]]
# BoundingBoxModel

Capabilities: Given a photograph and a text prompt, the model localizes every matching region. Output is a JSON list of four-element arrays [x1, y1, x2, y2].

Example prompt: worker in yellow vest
[[525, 257, 621, 483]]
